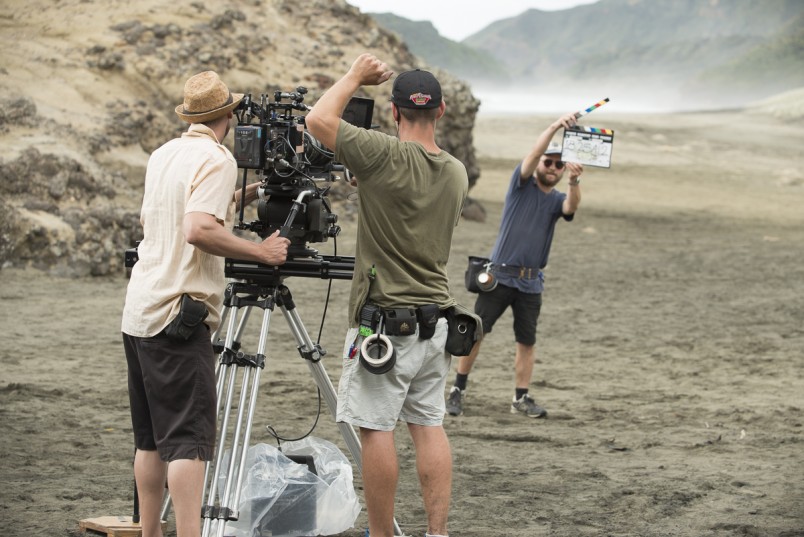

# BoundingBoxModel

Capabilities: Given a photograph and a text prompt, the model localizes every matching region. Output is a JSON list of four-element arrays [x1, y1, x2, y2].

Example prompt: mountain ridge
[[367, 0, 804, 110]]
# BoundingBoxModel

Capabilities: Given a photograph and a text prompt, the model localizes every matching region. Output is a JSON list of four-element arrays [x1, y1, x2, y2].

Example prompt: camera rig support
[[127, 86, 404, 535], [231, 88, 373, 259]]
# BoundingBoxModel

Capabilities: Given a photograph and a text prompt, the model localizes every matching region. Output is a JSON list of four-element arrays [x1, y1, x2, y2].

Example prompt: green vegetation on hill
[[369, 13, 509, 83], [367, 0, 804, 109], [467, 0, 801, 74], [693, 13, 804, 96]]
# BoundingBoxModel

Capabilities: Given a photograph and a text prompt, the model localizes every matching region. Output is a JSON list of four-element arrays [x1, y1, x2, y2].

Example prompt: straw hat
[[175, 71, 244, 123]]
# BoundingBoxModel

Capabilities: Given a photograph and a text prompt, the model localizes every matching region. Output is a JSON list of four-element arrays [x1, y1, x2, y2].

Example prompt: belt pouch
[[383, 308, 417, 336], [416, 304, 440, 340], [444, 303, 483, 356], [465, 256, 490, 293], [164, 294, 209, 341], [359, 303, 382, 336]]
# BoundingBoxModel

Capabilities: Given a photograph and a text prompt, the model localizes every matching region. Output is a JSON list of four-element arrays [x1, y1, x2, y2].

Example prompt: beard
[[536, 169, 562, 188]]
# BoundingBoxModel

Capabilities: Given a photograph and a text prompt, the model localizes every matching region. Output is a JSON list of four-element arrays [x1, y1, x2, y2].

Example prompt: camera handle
[[278, 189, 314, 239], [237, 168, 249, 227]]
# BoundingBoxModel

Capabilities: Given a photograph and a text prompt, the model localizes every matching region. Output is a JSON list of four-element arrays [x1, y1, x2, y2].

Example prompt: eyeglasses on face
[[542, 158, 564, 170]]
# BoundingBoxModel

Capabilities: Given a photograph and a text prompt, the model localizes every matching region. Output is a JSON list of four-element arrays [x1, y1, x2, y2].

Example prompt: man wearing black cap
[[445, 113, 584, 419], [307, 54, 468, 537], [121, 71, 289, 537]]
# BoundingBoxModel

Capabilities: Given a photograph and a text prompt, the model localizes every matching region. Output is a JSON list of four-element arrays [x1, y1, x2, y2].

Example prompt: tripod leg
[[212, 303, 253, 356], [159, 493, 170, 528], [279, 290, 404, 536], [133, 481, 139, 524], [201, 290, 245, 536], [233, 304, 274, 507], [284, 304, 364, 463], [160, 302, 253, 526], [214, 306, 272, 537], [201, 284, 276, 537], [209, 303, 230, 350], [201, 300, 246, 537]]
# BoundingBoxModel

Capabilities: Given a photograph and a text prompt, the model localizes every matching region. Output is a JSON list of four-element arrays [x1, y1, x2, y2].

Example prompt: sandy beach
[[1, 108, 803, 537]]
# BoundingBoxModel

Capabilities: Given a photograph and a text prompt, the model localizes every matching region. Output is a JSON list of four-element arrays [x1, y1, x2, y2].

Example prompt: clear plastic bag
[[221, 437, 361, 537]]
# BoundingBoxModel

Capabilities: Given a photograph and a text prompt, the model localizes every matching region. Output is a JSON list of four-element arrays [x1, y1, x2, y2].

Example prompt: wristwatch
[[569, 178, 580, 186]]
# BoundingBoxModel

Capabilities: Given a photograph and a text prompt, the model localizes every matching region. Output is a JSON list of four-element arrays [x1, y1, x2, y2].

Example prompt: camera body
[[126, 88, 371, 279], [232, 88, 373, 258]]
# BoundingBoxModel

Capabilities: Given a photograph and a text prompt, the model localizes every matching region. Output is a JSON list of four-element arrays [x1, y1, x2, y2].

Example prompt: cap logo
[[409, 92, 432, 106]]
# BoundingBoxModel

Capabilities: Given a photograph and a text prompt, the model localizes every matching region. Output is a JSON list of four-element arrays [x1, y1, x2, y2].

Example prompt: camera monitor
[[233, 96, 374, 170], [342, 96, 374, 130]]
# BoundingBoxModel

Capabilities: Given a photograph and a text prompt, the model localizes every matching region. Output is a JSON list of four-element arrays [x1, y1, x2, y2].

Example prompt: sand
[[1, 109, 803, 537]]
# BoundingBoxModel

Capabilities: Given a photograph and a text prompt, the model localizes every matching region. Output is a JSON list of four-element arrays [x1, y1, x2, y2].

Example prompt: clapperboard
[[561, 126, 614, 169]]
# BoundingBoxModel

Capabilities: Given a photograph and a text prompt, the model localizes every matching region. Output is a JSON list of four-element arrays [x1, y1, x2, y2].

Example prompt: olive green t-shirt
[[335, 120, 468, 326]]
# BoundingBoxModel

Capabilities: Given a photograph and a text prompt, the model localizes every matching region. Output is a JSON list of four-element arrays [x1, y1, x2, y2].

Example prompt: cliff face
[[0, 0, 480, 276]]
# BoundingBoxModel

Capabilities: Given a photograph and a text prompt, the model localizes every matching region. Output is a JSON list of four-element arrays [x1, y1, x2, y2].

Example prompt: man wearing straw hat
[[121, 71, 289, 537]]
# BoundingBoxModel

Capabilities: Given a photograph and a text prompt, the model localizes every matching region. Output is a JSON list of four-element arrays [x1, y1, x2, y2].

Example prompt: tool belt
[[359, 302, 482, 358], [359, 303, 444, 340], [492, 264, 542, 280]]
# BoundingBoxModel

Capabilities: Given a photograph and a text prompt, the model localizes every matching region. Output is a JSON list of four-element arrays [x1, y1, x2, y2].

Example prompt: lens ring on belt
[[359, 333, 396, 374]]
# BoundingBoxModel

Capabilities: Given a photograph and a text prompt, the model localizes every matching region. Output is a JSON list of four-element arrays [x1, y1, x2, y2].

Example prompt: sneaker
[[511, 394, 547, 418], [445, 386, 464, 416]]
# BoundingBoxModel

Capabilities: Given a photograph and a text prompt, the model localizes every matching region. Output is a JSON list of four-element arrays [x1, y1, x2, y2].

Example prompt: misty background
[[359, 0, 804, 114]]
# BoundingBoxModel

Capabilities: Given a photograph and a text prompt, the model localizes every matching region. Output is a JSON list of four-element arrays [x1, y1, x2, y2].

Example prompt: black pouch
[[416, 304, 440, 341], [359, 303, 382, 336], [465, 256, 490, 293], [444, 303, 483, 356], [383, 308, 417, 336], [164, 294, 209, 341]]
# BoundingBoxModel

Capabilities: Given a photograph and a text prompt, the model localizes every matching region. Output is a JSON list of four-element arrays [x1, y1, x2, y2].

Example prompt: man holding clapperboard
[[447, 99, 613, 418]]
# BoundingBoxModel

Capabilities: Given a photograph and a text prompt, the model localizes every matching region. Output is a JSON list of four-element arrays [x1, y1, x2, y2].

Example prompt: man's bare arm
[[305, 53, 393, 151], [521, 112, 577, 180]]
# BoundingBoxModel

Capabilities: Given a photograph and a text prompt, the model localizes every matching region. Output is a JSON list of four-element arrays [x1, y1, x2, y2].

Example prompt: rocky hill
[[0, 0, 480, 276]]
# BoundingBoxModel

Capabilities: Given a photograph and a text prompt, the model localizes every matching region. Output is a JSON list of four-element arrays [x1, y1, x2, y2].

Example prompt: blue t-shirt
[[489, 164, 573, 293]]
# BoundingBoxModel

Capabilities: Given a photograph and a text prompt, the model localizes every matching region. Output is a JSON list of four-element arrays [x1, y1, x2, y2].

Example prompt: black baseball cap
[[391, 69, 442, 109]]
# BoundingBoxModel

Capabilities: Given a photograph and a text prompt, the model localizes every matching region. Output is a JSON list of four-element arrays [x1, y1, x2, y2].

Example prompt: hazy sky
[[346, 0, 601, 41]]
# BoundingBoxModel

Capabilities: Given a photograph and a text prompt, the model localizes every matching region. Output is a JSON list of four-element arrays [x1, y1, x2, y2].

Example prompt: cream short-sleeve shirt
[[121, 124, 237, 337]]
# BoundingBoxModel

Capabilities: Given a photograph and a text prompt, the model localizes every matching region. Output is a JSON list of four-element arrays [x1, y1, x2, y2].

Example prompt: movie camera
[[231, 87, 373, 259], [126, 87, 372, 284]]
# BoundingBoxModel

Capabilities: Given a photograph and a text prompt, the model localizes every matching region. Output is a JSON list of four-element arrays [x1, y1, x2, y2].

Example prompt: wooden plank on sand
[[79, 516, 166, 537]]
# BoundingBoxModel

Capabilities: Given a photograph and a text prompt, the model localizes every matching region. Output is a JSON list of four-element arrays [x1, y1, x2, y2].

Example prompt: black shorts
[[474, 283, 542, 346], [123, 326, 216, 462]]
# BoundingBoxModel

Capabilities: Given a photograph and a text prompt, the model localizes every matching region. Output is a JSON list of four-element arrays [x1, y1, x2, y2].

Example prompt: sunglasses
[[542, 158, 565, 170]]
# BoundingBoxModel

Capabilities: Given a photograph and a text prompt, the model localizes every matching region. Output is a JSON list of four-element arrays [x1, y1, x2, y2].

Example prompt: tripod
[[203, 279, 358, 537], [153, 257, 403, 537]]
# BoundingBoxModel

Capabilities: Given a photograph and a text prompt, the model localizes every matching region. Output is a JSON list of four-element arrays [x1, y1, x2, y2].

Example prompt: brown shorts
[[123, 326, 216, 462]]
